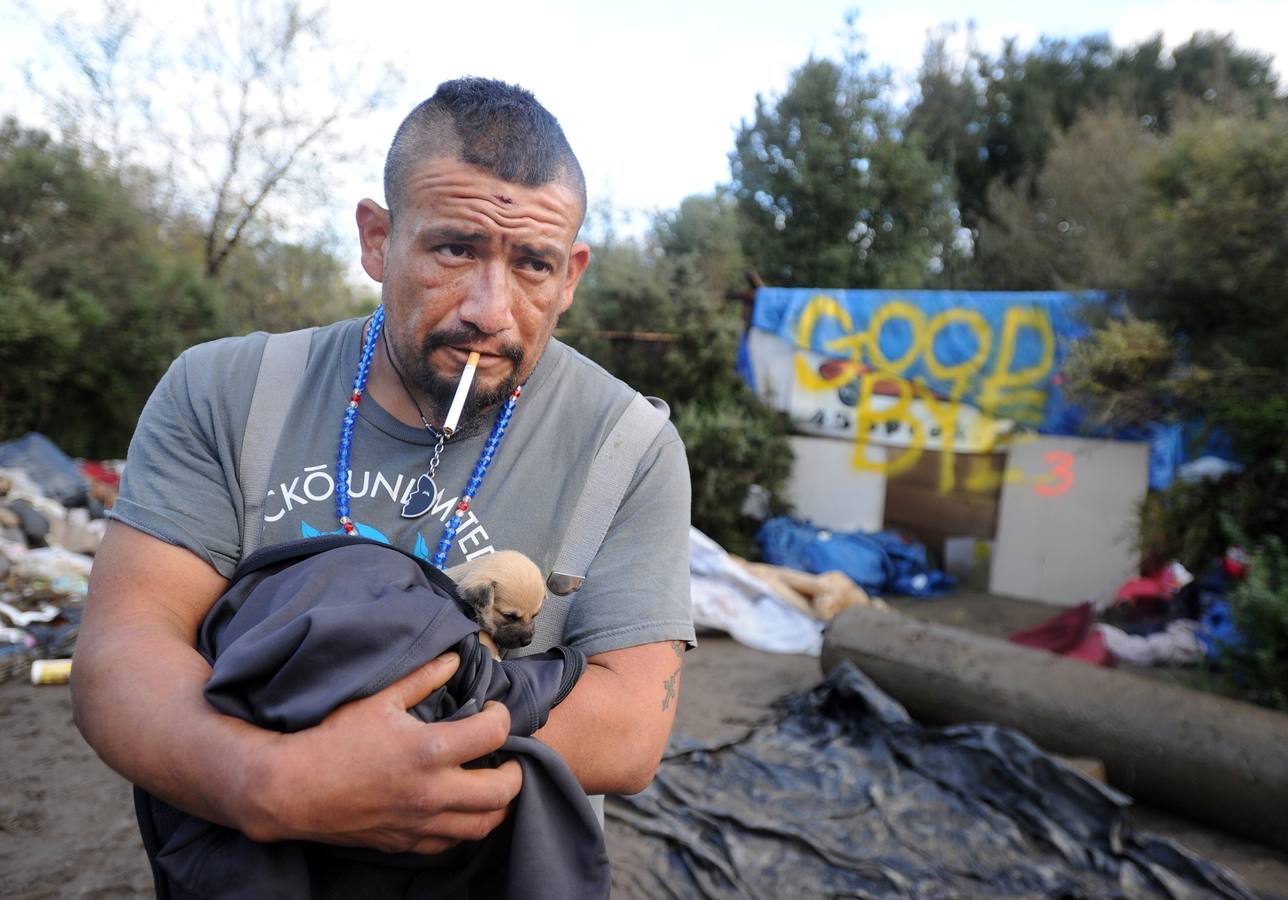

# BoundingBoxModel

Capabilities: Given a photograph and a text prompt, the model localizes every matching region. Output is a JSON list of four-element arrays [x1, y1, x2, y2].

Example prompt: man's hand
[[74, 522, 520, 853], [250, 655, 522, 853]]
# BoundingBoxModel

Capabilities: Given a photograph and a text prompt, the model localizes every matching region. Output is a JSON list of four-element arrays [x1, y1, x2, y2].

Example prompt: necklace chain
[[382, 325, 447, 479], [334, 306, 521, 568]]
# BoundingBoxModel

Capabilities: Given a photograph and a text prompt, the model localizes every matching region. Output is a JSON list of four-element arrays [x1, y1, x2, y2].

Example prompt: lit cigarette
[[442, 351, 479, 436]]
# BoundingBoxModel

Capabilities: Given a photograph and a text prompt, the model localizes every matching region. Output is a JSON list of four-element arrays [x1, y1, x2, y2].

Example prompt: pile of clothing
[[1009, 554, 1247, 669]]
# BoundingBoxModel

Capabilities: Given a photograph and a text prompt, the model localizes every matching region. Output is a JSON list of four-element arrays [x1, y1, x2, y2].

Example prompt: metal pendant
[[401, 472, 438, 518]]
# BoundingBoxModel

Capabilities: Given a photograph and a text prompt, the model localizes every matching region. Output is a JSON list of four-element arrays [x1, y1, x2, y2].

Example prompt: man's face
[[357, 157, 589, 422]]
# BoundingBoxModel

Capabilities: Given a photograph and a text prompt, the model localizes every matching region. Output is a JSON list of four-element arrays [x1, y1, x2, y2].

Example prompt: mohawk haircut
[[383, 77, 586, 224]]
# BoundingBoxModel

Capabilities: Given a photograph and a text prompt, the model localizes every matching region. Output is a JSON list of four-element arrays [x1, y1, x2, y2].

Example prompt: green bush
[[674, 396, 793, 560], [1215, 538, 1288, 711]]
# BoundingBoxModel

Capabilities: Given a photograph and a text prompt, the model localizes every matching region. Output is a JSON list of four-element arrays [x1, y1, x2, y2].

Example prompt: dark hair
[[383, 77, 586, 223]]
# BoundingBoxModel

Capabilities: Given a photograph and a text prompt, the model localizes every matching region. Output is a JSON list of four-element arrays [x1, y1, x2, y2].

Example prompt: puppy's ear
[[458, 579, 496, 615]]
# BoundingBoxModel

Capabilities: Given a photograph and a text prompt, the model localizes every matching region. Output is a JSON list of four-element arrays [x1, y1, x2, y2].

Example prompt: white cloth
[[1097, 619, 1203, 667], [689, 527, 823, 656]]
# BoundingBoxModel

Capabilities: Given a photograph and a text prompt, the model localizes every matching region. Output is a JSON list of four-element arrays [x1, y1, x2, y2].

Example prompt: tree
[[1061, 112, 1288, 581], [1055, 107, 1288, 710], [971, 109, 1160, 290], [730, 51, 960, 289], [560, 197, 792, 558], [1132, 114, 1288, 371], [906, 24, 990, 228], [20, 0, 400, 278], [218, 230, 378, 335], [1166, 32, 1282, 122], [907, 28, 1284, 240], [652, 192, 748, 298], [0, 120, 223, 457]]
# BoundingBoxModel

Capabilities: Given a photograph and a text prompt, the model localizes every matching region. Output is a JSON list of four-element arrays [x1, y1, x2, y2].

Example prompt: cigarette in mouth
[[442, 351, 479, 436]]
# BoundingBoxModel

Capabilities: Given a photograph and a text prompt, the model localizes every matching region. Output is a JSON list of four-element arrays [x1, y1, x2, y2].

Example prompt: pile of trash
[[0, 433, 118, 683]]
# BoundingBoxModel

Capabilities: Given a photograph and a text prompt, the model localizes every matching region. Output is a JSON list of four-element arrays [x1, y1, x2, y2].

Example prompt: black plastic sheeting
[[608, 663, 1256, 900]]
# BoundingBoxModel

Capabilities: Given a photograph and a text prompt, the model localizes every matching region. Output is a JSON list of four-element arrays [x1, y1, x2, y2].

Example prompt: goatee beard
[[401, 327, 524, 435]]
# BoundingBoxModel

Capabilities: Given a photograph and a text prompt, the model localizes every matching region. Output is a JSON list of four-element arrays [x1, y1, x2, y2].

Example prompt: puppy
[[446, 550, 546, 659]]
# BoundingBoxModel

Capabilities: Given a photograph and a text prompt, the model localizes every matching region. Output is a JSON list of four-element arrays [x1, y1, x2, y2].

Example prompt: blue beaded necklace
[[336, 305, 521, 569]]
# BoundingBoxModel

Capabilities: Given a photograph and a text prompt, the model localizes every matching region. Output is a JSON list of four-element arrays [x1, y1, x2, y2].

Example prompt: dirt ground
[[3, 598, 1287, 898]]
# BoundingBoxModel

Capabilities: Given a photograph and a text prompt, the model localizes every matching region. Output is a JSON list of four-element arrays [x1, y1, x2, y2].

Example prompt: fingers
[[428, 758, 523, 814], [416, 701, 515, 768], [383, 652, 460, 709], [407, 808, 507, 854], [405, 760, 523, 851]]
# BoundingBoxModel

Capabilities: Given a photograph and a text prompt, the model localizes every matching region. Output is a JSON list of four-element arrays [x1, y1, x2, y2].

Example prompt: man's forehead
[[402, 156, 583, 224]]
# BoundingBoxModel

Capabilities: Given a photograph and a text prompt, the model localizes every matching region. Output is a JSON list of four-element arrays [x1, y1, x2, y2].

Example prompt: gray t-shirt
[[111, 317, 695, 658]]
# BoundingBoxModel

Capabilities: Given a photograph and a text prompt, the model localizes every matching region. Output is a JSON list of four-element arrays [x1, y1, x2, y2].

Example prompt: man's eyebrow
[[419, 226, 488, 245], [515, 241, 564, 262]]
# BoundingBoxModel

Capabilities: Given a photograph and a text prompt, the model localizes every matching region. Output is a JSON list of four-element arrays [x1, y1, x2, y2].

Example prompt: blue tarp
[[750, 288, 1096, 428], [756, 516, 954, 598]]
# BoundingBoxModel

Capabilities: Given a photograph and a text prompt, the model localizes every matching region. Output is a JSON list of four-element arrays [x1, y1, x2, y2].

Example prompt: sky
[[2, 0, 1286, 260]]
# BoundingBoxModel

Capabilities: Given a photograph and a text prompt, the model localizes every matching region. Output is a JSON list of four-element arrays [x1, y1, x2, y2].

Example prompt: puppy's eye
[[503, 612, 520, 622]]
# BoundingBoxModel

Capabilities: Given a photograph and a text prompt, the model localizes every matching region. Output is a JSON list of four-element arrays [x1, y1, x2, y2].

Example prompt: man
[[73, 78, 693, 860]]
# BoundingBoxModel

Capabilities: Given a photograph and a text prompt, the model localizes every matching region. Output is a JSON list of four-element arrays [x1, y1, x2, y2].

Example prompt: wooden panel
[[882, 449, 1004, 559]]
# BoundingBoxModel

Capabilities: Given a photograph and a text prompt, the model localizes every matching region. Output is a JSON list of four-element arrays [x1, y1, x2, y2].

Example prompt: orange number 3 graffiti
[[1033, 451, 1075, 497]]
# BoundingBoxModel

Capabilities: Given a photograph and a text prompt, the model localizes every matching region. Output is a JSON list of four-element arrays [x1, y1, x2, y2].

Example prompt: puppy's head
[[447, 551, 546, 650]]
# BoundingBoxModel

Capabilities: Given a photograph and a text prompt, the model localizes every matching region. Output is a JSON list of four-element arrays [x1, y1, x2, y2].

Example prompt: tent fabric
[[607, 663, 1255, 899]]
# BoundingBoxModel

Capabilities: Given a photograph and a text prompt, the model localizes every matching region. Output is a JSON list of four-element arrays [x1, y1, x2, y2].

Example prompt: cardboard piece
[[882, 449, 1005, 559]]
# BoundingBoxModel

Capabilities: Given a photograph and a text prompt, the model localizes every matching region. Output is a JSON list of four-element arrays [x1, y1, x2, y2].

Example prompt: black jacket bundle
[[140, 536, 609, 900]]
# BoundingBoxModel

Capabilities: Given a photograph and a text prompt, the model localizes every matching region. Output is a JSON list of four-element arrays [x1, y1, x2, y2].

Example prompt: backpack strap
[[238, 327, 316, 560], [508, 391, 671, 829], [509, 391, 671, 660]]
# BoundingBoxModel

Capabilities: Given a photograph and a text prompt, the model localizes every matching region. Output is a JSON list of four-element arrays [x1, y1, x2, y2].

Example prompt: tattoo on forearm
[[670, 640, 684, 661], [661, 667, 680, 711]]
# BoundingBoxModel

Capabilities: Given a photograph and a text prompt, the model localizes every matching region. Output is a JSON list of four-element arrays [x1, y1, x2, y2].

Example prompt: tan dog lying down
[[447, 550, 547, 658], [733, 558, 889, 620]]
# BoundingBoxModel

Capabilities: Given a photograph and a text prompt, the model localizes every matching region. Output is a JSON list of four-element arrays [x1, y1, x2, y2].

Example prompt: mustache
[[420, 326, 525, 366]]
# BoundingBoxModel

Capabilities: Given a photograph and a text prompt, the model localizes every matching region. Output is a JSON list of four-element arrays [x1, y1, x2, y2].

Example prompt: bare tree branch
[[20, 0, 403, 278]]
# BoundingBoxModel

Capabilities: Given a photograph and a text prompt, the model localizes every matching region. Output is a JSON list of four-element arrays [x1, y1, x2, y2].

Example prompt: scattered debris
[[0, 432, 117, 683]]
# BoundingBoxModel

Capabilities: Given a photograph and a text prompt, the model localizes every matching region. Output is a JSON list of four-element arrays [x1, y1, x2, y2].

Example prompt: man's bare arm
[[534, 639, 684, 795], [74, 522, 522, 852]]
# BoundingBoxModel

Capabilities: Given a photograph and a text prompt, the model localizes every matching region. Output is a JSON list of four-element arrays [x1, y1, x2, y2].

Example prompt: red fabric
[[1008, 602, 1112, 666], [1063, 628, 1111, 665], [1114, 563, 1183, 605], [78, 460, 121, 487], [1115, 576, 1168, 604]]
